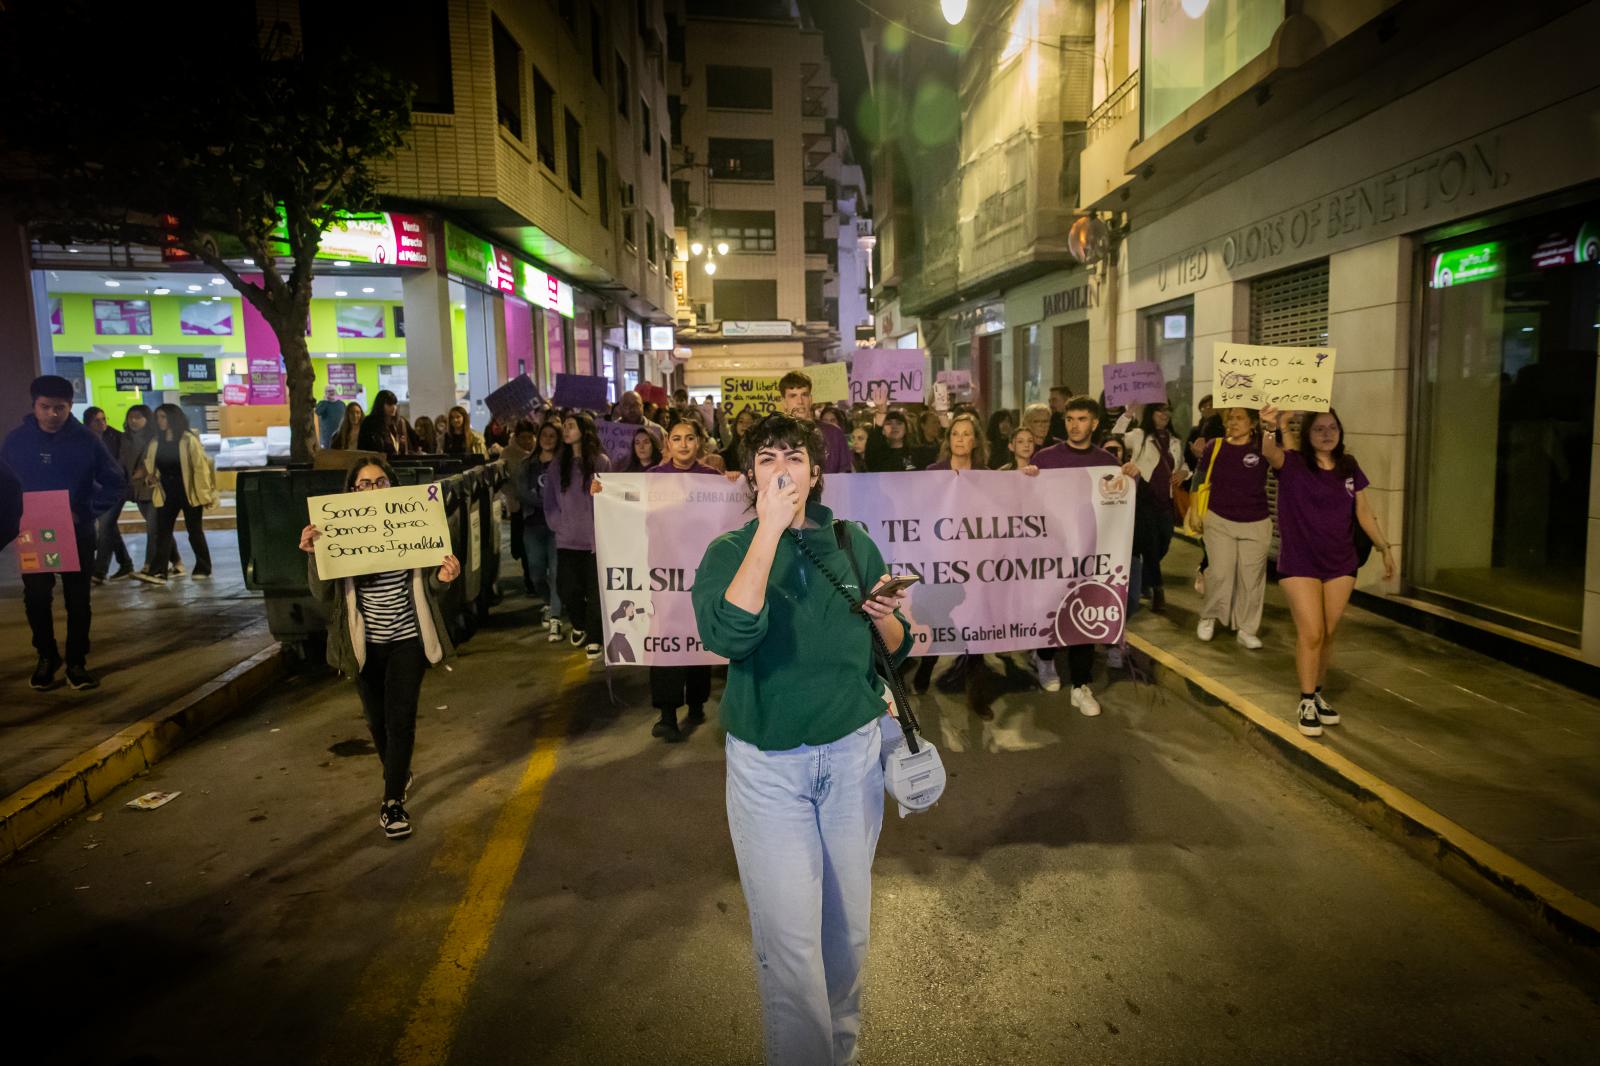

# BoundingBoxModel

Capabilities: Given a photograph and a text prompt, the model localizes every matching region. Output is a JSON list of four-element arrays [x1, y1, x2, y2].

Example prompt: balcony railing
[[1087, 71, 1139, 144]]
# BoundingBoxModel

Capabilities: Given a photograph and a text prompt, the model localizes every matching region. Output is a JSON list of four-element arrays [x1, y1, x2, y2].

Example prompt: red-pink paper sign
[[16, 491, 81, 573]]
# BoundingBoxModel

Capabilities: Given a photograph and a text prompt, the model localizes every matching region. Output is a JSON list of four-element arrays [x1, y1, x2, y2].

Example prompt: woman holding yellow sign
[[1259, 405, 1394, 739], [299, 458, 461, 840]]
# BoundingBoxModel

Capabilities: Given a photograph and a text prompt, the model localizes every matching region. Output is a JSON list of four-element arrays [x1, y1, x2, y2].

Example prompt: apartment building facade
[[870, 0, 1100, 415], [8, 0, 679, 427], [668, 0, 863, 392], [1078, 0, 1600, 664]]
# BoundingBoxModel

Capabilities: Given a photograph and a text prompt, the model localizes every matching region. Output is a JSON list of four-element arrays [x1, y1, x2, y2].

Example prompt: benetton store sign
[[441, 222, 575, 319]]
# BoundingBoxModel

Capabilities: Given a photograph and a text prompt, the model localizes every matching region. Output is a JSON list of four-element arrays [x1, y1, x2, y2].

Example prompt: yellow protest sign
[[1213, 342, 1337, 413], [808, 361, 849, 404], [309, 482, 451, 580], [720, 375, 782, 418]]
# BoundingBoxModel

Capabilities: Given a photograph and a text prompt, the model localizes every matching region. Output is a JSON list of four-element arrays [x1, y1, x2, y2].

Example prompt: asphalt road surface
[[5, 596, 1598, 1065]]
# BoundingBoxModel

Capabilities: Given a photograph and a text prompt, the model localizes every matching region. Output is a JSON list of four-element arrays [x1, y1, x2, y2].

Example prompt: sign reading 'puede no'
[[1213, 342, 1337, 413], [309, 483, 451, 581]]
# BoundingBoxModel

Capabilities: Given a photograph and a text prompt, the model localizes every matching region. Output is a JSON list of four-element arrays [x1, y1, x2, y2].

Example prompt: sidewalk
[[1128, 539, 1600, 909], [0, 529, 275, 800]]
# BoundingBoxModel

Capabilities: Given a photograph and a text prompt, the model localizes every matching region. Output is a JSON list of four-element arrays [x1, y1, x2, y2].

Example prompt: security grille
[[1249, 260, 1329, 561], [1249, 260, 1330, 346]]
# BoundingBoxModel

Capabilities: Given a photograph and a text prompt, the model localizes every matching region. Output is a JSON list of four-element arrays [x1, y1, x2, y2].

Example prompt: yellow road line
[[387, 659, 583, 1066]]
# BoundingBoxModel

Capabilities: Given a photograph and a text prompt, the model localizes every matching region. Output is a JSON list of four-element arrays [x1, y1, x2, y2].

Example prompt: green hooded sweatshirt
[[692, 502, 913, 751]]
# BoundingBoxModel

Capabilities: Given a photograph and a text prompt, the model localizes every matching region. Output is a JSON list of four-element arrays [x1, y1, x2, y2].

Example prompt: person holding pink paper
[[3, 376, 126, 690]]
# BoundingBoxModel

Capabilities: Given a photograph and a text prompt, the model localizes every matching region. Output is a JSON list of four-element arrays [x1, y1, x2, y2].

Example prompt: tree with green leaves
[[0, 3, 413, 462]]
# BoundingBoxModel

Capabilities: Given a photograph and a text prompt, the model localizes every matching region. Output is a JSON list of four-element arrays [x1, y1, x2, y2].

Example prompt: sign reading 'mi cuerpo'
[[309, 483, 451, 581]]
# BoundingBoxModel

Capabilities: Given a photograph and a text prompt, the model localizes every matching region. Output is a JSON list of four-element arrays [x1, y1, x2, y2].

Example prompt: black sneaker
[[379, 800, 412, 839], [190, 568, 212, 581], [30, 655, 62, 690], [1297, 698, 1324, 738], [652, 714, 684, 743], [65, 664, 100, 690], [133, 570, 167, 586], [109, 564, 135, 582], [685, 705, 706, 726], [1313, 691, 1340, 725], [91, 574, 106, 586]]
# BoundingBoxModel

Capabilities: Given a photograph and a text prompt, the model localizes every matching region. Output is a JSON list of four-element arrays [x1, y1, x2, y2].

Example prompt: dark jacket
[[306, 555, 456, 678], [1, 414, 126, 526], [0, 457, 21, 549]]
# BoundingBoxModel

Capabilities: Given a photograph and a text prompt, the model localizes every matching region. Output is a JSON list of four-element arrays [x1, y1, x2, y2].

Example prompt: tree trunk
[[269, 312, 319, 465]]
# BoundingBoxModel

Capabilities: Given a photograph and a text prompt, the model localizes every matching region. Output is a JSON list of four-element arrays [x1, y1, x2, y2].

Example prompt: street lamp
[[690, 241, 704, 256], [704, 260, 717, 275], [940, 0, 967, 25], [715, 241, 730, 255]]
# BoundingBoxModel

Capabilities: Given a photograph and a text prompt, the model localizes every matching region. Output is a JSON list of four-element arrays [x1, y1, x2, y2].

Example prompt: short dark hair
[[30, 375, 73, 401], [777, 371, 813, 394], [882, 410, 908, 426], [1049, 385, 1073, 398], [1064, 396, 1099, 417], [741, 414, 824, 503], [83, 406, 105, 423]]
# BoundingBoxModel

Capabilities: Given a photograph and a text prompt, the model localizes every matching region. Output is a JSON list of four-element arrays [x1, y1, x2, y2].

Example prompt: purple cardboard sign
[[553, 372, 609, 411], [598, 419, 658, 469], [1101, 361, 1168, 408], [485, 374, 543, 423], [849, 349, 928, 405]]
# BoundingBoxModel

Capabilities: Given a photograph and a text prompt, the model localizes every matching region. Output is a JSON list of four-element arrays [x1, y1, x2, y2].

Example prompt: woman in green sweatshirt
[[692, 414, 912, 1066]]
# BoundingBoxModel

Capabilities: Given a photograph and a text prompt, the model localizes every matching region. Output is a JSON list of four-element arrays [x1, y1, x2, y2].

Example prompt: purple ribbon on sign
[[426, 484, 439, 502]]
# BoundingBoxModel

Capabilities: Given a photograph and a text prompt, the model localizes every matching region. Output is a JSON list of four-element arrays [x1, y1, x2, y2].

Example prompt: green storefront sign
[[1430, 243, 1503, 289]]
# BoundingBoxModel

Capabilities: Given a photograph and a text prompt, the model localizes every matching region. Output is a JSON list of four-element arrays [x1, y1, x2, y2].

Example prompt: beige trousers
[[1201, 514, 1272, 635]]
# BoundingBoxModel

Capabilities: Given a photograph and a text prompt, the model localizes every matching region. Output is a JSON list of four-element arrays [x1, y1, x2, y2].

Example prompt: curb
[[0, 643, 287, 864], [1125, 631, 1600, 960]]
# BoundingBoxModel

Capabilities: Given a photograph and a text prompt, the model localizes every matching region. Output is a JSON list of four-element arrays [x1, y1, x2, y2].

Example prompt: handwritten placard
[[1213, 343, 1337, 412], [809, 361, 849, 404], [720, 375, 782, 418], [851, 349, 927, 405], [16, 491, 81, 573], [1102, 361, 1168, 408], [308, 483, 451, 580], [599, 419, 659, 469], [553, 373, 608, 411], [935, 369, 972, 403]]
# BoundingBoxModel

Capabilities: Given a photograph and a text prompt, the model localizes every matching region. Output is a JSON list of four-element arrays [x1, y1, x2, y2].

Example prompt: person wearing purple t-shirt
[[643, 417, 720, 742], [779, 371, 854, 475], [1191, 407, 1271, 650], [1261, 404, 1395, 739], [1026, 398, 1142, 718]]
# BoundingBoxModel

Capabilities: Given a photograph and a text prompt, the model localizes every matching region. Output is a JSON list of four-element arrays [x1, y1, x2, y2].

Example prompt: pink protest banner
[[16, 491, 81, 574], [849, 349, 928, 405], [593, 469, 1134, 666], [1102, 361, 1168, 408]]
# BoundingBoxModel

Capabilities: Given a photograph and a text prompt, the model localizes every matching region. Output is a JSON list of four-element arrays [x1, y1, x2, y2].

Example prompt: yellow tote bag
[[1186, 440, 1222, 533]]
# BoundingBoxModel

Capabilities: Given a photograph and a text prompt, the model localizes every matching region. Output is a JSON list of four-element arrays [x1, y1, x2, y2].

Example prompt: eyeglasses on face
[[355, 477, 391, 490]]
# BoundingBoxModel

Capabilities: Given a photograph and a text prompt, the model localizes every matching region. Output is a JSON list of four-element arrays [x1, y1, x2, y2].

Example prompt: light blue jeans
[[725, 721, 885, 1066]]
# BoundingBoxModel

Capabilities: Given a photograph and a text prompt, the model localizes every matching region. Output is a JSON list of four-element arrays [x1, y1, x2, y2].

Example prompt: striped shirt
[[356, 570, 420, 643]]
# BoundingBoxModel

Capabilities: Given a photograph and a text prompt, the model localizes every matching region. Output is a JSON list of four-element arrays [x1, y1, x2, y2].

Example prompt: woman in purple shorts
[[1260, 405, 1395, 738]]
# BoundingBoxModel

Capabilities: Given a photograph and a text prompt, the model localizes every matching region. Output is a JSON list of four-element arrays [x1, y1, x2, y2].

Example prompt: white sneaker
[[1033, 651, 1061, 693], [547, 626, 563, 643], [1071, 685, 1102, 717], [1106, 645, 1125, 669], [569, 627, 586, 647], [584, 643, 602, 661], [1237, 631, 1263, 650], [1197, 618, 1216, 641], [1297, 698, 1323, 737]]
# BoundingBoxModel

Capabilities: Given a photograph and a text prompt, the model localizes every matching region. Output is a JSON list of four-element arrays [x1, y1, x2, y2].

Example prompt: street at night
[[4, 0, 1600, 1063]]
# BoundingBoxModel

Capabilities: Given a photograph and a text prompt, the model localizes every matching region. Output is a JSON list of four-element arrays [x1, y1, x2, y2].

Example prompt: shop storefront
[[1106, 8, 1600, 658]]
